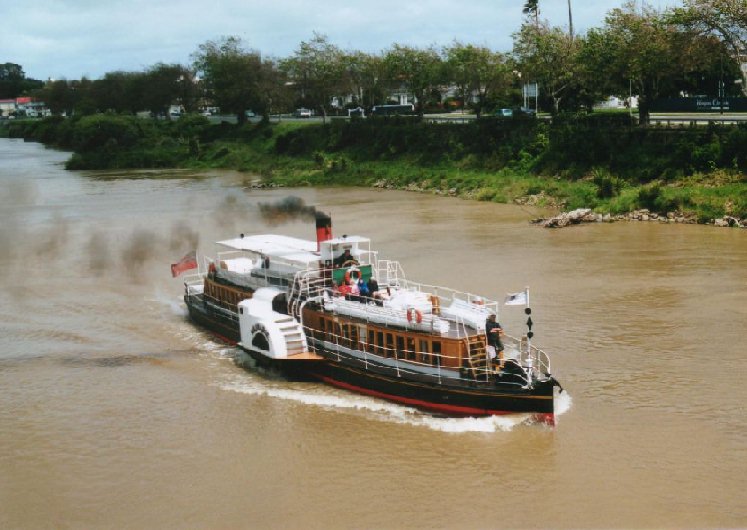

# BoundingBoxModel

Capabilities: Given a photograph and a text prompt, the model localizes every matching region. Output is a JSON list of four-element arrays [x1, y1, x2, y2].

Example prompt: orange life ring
[[343, 267, 361, 285], [406, 308, 423, 324]]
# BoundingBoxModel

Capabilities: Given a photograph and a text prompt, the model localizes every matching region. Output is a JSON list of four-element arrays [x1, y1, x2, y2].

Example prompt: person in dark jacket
[[485, 314, 504, 365]]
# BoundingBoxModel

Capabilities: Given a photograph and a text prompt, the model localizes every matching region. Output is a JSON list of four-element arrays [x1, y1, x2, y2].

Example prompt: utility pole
[[720, 53, 724, 115], [567, 0, 574, 41]]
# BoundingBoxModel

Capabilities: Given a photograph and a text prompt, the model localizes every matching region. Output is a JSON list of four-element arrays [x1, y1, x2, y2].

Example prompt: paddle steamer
[[181, 213, 562, 422]]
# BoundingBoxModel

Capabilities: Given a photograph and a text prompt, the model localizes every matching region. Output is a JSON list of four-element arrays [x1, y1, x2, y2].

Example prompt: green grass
[[12, 115, 747, 220]]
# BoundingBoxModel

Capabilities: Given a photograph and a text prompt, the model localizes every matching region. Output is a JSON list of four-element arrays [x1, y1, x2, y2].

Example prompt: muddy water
[[1, 138, 745, 529]]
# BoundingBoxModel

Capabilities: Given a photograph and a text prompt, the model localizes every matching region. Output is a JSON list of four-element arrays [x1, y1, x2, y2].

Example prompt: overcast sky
[[3, 0, 681, 81]]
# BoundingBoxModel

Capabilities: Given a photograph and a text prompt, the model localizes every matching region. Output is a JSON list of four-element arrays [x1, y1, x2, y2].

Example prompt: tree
[[341, 51, 385, 109], [669, 0, 747, 91], [39, 79, 77, 116], [0, 63, 24, 99], [382, 44, 443, 116], [142, 63, 197, 118], [280, 33, 346, 121], [513, 22, 583, 114], [192, 36, 269, 124], [580, 2, 738, 123], [0, 63, 42, 99], [523, 0, 540, 26], [88, 71, 145, 114], [444, 42, 512, 117]]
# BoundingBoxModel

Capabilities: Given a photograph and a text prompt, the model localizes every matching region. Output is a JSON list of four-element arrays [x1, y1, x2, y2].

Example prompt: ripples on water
[[2, 139, 746, 529]]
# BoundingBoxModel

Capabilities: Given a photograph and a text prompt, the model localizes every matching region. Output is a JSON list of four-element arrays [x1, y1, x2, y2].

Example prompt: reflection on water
[[1, 138, 746, 529]]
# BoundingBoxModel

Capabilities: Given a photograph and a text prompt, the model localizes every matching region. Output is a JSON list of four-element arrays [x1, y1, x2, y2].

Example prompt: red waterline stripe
[[315, 373, 542, 417]]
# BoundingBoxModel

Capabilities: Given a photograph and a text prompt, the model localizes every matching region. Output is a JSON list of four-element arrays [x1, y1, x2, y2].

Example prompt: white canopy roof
[[325, 235, 370, 245], [217, 234, 320, 265]]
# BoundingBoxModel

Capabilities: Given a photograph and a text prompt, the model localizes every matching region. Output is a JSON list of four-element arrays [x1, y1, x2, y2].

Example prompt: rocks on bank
[[535, 208, 745, 229]]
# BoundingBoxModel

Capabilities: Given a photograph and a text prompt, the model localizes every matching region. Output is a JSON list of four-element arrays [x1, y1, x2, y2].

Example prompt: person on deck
[[357, 277, 370, 299], [334, 248, 356, 268], [485, 314, 504, 367]]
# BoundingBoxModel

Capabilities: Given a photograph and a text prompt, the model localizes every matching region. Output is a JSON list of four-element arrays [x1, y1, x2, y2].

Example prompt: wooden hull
[[305, 345, 556, 419], [185, 295, 241, 344], [237, 340, 556, 421], [186, 295, 557, 421]]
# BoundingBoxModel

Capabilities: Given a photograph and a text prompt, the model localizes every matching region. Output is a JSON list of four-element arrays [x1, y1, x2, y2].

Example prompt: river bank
[[6, 115, 747, 224]]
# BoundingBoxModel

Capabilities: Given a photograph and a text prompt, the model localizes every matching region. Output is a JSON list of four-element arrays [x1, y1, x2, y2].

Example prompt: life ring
[[341, 259, 359, 268], [343, 267, 361, 284], [406, 308, 423, 324]]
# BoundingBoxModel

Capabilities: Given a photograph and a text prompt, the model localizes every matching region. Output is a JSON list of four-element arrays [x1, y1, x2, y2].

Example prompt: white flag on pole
[[504, 290, 527, 306]]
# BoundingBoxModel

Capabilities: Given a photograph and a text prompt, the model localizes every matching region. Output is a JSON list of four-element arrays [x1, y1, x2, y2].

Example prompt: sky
[[2, 0, 681, 81]]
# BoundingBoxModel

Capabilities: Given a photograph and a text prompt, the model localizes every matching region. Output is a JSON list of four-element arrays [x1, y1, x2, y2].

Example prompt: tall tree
[[580, 2, 735, 124], [142, 63, 197, 118], [669, 0, 747, 91], [444, 42, 512, 117], [382, 44, 443, 116], [280, 33, 346, 122], [38, 79, 77, 116], [523, 0, 540, 27], [342, 51, 385, 109], [88, 71, 145, 114], [192, 36, 269, 124], [513, 22, 582, 114], [0, 63, 42, 99]]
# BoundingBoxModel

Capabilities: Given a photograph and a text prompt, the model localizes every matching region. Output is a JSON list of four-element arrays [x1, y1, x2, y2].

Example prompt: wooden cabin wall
[[204, 278, 253, 311], [305, 309, 465, 369]]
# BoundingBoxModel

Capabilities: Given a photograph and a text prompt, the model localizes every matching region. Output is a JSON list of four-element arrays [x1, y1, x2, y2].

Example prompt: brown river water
[[0, 138, 745, 529]]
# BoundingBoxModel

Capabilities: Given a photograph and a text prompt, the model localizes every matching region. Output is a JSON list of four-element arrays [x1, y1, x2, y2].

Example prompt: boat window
[[396, 336, 405, 359], [350, 325, 359, 348], [419, 339, 429, 363], [376, 331, 384, 356], [334, 323, 343, 345], [385, 333, 394, 358], [432, 341, 442, 367], [406, 337, 416, 361]]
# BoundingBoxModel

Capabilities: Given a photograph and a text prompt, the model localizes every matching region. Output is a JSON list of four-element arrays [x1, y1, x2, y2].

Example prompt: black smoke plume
[[258, 196, 319, 225]]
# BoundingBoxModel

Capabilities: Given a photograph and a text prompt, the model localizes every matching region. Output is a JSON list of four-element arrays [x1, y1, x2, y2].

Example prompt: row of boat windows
[[205, 283, 250, 308], [316, 317, 444, 367]]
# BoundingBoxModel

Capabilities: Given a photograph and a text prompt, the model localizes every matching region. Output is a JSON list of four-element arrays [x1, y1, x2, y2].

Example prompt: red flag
[[171, 250, 197, 277]]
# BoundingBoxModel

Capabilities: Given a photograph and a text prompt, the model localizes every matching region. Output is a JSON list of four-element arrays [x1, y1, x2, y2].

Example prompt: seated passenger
[[358, 278, 370, 300], [334, 248, 357, 268], [337, 282, 352, 297], [367, 277, 379, 297]]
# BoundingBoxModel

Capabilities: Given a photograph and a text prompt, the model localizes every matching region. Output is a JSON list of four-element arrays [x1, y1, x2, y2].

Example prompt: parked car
[[496, 108, 513, 117], [518, 106, 537, 116], [294, 108, 312, 118]]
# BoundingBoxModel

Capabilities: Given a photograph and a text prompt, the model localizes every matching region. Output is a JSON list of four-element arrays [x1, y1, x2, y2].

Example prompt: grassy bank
[[9, 114, 747, 222]]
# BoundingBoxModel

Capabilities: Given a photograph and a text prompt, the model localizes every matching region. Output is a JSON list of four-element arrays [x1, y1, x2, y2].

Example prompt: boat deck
[[317, 301, 484, 339]]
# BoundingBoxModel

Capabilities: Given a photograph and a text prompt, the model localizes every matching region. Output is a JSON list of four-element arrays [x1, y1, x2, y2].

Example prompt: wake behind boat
[[178, 212, 563, 423]]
